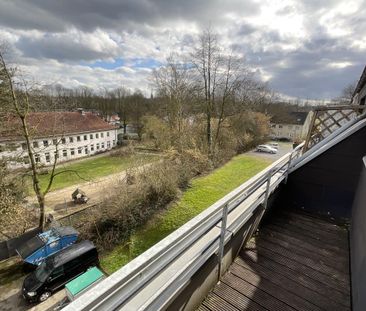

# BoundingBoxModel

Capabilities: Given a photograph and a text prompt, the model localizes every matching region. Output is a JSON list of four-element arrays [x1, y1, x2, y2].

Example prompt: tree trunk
[[20, 116, 46, 231]]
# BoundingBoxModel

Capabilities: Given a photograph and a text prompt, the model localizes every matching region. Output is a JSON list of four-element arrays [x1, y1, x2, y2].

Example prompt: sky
[[0, 0, 365, 100]]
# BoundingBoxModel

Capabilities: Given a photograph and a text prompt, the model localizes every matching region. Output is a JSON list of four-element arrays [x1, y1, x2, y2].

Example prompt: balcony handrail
[[64, 143, 304, 311]]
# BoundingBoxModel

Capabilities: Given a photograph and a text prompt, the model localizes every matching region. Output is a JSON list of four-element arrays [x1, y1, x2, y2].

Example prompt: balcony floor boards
[[199, 210, 351, 311]]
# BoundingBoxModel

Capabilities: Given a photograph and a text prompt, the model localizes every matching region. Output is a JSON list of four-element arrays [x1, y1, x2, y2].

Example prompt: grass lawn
[[101, 154, 271, 274], [31, 153, 158, 192]]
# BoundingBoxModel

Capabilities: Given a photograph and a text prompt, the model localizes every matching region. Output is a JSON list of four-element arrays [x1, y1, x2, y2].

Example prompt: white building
[[270, 111, 313, 141], [0, 110, 118, 168]]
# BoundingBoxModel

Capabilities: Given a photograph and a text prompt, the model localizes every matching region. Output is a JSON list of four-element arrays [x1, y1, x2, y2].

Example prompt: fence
[[303, 105, 366, 152], [64, 143, 304, 311]]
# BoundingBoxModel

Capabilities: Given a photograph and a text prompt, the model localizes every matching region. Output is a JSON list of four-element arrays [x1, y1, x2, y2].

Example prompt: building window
[[288, 125, 293, 129], [271, 124, 276, 128], [70, 148, 75, 156], [84, 146, 88, 154], [101, 132, 104, 138], [45, 152, 50, 162], [90, 144, 94, 152], [78, 147, 82, 154], [113, 140, 116, 146], [107, 141, 110, 148], [69, 137, 74, 143], [63, 149, 67, 157], [84, 135, 87, 141], [101, 142, 105, 149], [96, 133, 99, 139], [54, 151, 59, 159], [21, 143, 27, 150], [33, 141, 39, 148], [34, 154, 40, 163], [96, 143, 100, 150], [278, 125, 283, 129], [107, 132, 110, 137], [43, 140, 49, 147], [61, 138, 66, 144], [90, 134, 93, 139], [77, 136, 81, 142], [23, 156, 30, 164]]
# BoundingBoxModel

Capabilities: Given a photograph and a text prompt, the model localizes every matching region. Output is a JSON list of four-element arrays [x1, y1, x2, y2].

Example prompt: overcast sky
[[0, 0, 365, 100]]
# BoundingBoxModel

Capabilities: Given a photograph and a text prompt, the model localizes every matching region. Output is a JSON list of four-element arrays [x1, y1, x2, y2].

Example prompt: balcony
[[64, 109, 366, 311]]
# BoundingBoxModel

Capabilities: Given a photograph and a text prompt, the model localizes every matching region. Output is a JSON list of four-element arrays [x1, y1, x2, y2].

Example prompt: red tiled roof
[[0, 111, 118, 142]]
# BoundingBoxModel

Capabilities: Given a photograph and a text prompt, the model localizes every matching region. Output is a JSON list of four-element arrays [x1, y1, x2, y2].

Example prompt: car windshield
[[34, 261, 52, 282]]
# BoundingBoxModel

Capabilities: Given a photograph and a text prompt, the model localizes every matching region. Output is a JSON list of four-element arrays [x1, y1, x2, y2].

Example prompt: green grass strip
[[101, 154, 271, 273], [31, 153, 158, 192]]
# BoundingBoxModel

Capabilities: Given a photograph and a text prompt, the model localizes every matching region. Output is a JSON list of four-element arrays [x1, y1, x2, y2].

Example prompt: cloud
[[0, 0, 365, 99]]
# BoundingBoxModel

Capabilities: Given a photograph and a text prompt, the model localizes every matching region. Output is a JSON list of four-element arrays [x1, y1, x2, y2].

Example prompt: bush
[[110, 143, 136, 157], [77, 160, 180, 250]]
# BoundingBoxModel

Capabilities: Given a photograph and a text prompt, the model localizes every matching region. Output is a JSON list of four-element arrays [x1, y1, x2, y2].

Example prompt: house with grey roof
[[270, 111, 313, 141]]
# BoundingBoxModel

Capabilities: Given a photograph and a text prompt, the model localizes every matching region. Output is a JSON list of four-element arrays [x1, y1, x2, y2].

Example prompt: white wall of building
[[0, 129, 118, 169], [270, 112, 313, 141]]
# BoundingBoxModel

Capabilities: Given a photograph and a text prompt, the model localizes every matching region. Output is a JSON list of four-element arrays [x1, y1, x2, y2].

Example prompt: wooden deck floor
[[199, 210, 351, 311]]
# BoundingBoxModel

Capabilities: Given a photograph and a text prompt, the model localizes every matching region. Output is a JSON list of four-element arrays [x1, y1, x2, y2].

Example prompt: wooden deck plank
[[271, 215, 348, 245], [269, 218, 348, 250], [278, 210, 348, 235], [199, 210, 351, 311], [222, 273, 296, 311], [247, 238, 349, 283], [202, 292, 240, 311], [213, 282, 268, 311], [266, 222, 348, 257], [239, 248, 350, 306], [234, 257, 349, 310], [229, 262, 323, 311], [259, 227, 348, 271], [244, 240, 349, 292]]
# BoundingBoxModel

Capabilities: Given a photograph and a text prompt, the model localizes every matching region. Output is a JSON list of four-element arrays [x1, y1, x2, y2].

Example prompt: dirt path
[[27, 162, 153, 219]]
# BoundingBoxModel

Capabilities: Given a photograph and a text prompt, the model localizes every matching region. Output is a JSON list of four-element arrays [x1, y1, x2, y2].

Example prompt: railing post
[[284, 153, 293, 184], [235, 169, 273, 259], [304, 110, 318, 152], [218, 203, 229, 280], [263, 169, 272, 210]]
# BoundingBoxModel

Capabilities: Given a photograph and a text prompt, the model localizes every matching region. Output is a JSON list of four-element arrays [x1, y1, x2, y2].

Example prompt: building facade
[[270, 111, 313, 141], [0, 111, 118, 168]]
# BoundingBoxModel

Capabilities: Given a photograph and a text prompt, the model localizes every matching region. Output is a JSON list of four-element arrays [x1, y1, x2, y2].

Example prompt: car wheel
[[39, 291, 51, 302]]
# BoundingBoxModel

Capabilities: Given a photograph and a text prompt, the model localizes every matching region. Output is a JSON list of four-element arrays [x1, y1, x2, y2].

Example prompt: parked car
[[22, 240, 99, 303], [256, 145, 278, 154], [16, 227, 79, 266], [268, 142, 279, 149]]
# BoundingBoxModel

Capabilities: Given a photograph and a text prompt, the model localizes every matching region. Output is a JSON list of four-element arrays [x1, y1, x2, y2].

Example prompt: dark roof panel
[[353, 65, 366, 98], [272, 111, 309, 125], [49, 240, 96, 268]]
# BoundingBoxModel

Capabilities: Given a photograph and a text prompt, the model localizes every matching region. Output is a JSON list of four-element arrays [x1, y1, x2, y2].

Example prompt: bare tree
[[0, 46, 71, 230], [333, 82, 357, 105], [191, 28, 221, 156], [113, 86, 131, 134], [153, 54, 193, 150]]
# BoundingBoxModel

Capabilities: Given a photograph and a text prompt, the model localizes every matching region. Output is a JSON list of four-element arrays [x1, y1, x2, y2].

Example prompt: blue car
[[16, 227, 79, 266]]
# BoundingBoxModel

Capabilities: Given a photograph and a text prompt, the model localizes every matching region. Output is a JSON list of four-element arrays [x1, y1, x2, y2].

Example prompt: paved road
[[246, 142, 293, 161]]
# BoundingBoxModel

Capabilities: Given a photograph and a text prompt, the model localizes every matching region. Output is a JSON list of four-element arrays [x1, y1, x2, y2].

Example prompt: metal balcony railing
[[64, 143, 304, 311]]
